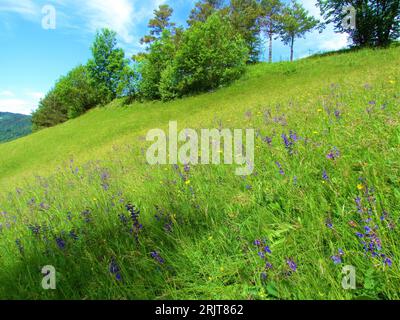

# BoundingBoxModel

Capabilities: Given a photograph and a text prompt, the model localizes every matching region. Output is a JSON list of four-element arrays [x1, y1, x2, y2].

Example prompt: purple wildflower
[[326, 147, 340, 160], [384, 258, 393, 267], [184, 164, 190, 173], [287, 258, 297, 272], [264, 246, 272, 254], [331, 255, 342, 265], [276, 162, 285, 175], [109, 258, 122, 281], [69, 231, 78, 241], [56, 237, 66, 250], [150, 251, 165, 264], [263, 136, 272, 145], [81, 209, 92, 223], [282, 134, 294, 154]]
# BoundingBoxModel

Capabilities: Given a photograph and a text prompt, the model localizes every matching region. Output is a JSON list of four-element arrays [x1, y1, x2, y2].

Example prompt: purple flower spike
[[287, 258, 297, 272]]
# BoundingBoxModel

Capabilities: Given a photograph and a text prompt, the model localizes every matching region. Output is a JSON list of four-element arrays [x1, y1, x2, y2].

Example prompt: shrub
[[160, 13, 249, 100], [32, 65, 102, 130], [138, 30, 178, 100]]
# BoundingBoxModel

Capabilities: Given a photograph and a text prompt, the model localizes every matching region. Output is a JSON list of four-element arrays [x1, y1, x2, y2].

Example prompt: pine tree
[[259, 0, 283, 63], [278, 1, 320, 62], [229, 0, 262, 63], [188, 0, 226, 26], [141, 4, 176, 45]]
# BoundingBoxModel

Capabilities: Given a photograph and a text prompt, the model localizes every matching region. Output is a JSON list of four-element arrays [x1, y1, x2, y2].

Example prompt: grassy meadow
[[0, 46, 399, 299]]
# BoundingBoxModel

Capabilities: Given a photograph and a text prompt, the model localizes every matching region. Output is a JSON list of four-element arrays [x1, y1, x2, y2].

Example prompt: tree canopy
[[318, 0, 400, 47]]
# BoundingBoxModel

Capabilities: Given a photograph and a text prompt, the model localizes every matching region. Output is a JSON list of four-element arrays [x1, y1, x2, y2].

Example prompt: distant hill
[[0, 112, 32, 143]]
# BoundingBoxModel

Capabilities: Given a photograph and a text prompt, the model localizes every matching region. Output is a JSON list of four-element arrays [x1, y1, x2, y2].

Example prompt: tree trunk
[[268, 24, 273, 63], [290, 37, 294, 62]]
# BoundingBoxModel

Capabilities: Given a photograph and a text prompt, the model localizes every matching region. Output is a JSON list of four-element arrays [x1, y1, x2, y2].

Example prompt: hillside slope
[[0, 112, 32, 143], [0, 47, 399, 299], [1, 48, 398, 190]]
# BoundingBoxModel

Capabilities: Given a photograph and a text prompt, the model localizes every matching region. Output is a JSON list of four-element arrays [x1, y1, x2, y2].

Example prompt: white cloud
[[75, 0, 165, 45], [0, 99, 33, 115], [293, 0, 349, 57], [0, 0, 37, 14], [26, 91, 45, 100], [79, 0, 135, 43], [300, 0, 321, 18], [0, 0, 165, 46], [319, 33, 349, 51], [0, 90, 15, 97], [0, 91, 44, 115], [0, 0, 39, 21]]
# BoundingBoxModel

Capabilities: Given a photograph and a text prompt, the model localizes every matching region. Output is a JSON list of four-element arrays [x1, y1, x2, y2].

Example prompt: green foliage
[[259, 0, 284, 63], [139, 14, 248, 101], [278, 0, 320, 61], [87, 29, 128, 103], [32, 88, 69, 130], [58, 65, 102, 119], [140, 4, 176, 45], [188, 0, 226, 26], [318, 0, 400, 47], [229, 0, 262, 63], [0, 112, 32, 143], [164, 14, 248, 99], [138, 30, 178, 100], [31, 65, 101, 130], [117, 64, 140, 103], [33, 29, 138, 130]]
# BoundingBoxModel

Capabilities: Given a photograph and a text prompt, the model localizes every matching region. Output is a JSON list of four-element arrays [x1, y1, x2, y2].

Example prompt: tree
[[87, 28, 127, 103], [259, 0, 283, 63], [117, 64, 140, 103], [31, 65, 102, 129], [160, 13, 249, 100], [138, 30, 179, 100], [229, 0, 262, 63], [141, 4, 176, 45], [188, 0, 226, 26], [32, 89, 67, 130], [278, 1, 320, 62], [57, 65, 102, 119], [318, 0, 400, 47]]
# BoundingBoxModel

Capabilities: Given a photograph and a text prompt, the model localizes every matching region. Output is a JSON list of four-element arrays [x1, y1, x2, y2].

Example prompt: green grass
[[0, 46, 399, 300]]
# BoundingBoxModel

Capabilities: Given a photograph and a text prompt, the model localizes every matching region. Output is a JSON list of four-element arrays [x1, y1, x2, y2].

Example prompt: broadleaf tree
[[317, 0, 400, 47], [87, 28, 127, 103]]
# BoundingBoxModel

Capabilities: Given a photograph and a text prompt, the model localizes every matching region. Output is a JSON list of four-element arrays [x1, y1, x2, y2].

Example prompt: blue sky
[[0, 0, 348, 115]]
